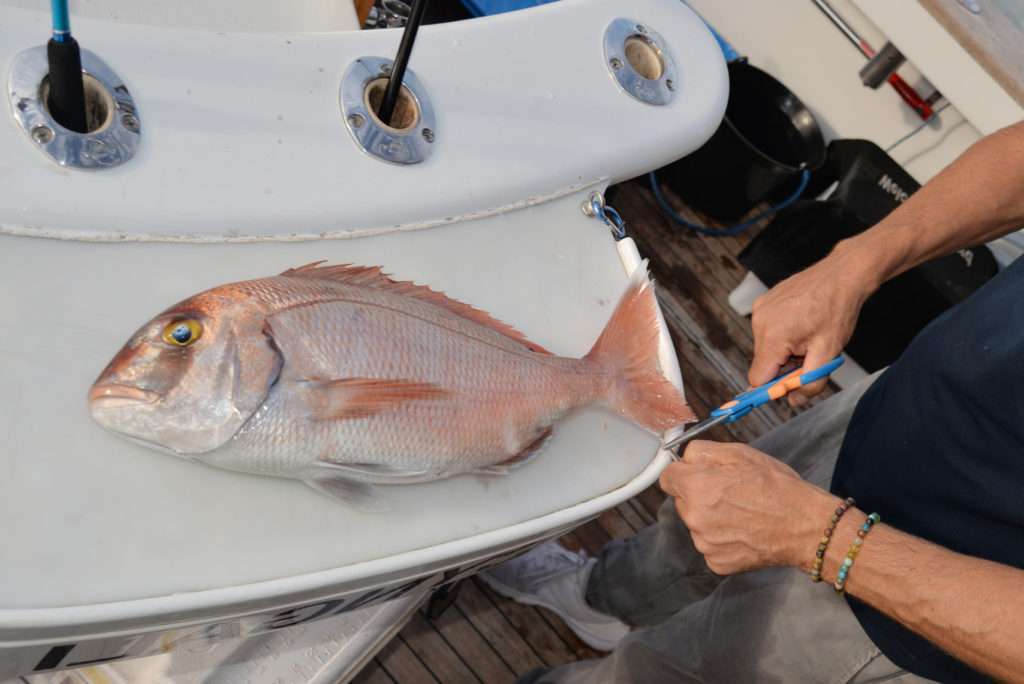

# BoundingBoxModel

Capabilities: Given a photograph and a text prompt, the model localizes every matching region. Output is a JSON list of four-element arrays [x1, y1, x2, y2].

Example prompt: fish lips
[[88, 383, 161, 409], [88, 384, 196, 457]]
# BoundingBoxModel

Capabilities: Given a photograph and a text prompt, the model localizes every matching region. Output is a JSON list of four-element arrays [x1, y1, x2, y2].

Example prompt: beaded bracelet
[[834, 512, 881, 594], [810, 496, 855, 583]]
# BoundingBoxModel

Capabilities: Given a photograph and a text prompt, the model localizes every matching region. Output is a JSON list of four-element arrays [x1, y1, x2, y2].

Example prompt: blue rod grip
[[51, 0, 71, 38]]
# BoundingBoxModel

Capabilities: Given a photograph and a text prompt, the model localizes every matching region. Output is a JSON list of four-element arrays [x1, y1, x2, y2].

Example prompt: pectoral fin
[[474, 428, 553, 476], [316, 459, 436, 484], [303, 465, 389, 512], [302, 377, 450, 421]]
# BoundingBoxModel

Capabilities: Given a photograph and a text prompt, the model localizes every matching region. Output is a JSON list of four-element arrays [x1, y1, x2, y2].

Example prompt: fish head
[[89, 289, 282, 455]]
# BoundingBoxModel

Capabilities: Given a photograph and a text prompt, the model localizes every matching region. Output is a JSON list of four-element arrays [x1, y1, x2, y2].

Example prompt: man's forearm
[[802, 495, 1024, 682], [838, 120, 1024, 290]]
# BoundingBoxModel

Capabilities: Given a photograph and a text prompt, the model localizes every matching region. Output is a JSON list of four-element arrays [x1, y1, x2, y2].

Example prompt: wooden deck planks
[[351, 661, 396, 684], [616, 185, 760, 347], [633, 483, 670, 522], [474, 580, 587, 667], [594, 507, 638, 542], [614, 501, 648, 533], [375, 637, 438, 683], [430, 602, 518, 684], [399, 611, 482, 683], [452, 580, 547, 676], [356, 179, 818, 683], [527, 605, 604, 664], [568, 516, 613, 558], [625, 497, 656, 526]]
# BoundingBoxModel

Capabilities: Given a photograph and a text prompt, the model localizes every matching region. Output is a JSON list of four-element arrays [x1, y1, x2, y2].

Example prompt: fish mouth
[[88, 383, 161, 408]]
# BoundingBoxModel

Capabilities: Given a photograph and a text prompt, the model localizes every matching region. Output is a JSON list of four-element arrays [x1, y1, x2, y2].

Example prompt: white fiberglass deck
[[0, 191, 663, 609], [0, 0, 726, 654]]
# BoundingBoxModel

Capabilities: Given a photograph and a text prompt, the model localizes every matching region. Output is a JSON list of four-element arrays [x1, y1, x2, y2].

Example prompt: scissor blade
[[662, 414, 729, 454]]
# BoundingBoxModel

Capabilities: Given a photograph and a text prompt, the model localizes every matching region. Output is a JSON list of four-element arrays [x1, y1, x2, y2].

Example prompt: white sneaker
[[479, 542, 630, 651]]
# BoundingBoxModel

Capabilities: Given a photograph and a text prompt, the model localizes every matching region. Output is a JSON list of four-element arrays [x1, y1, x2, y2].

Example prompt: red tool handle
[[887, 73, 934, 120]]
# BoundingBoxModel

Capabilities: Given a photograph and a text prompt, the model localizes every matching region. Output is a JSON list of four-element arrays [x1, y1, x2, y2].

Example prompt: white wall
[[685, 0, 1023, 262], [685, 0, 980, 183]]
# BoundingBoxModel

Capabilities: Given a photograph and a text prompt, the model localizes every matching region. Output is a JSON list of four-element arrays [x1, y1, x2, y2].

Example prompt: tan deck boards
[[356, 179, 830, 683]]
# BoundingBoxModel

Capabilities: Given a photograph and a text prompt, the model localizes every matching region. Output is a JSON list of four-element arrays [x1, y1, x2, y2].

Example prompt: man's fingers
[[682, 440, 742, 465], [659, 461, 693, 497], [681, 440, 713, 466], [748, 334, 793, 387], [659, 452, 718, 497]]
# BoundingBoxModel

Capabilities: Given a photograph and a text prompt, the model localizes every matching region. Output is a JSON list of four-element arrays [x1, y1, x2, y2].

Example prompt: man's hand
[[749, 121, 1024, 407], [662, 441, 1024, 681], [659, 440, 838, 575], [749, 242, 883, 406]]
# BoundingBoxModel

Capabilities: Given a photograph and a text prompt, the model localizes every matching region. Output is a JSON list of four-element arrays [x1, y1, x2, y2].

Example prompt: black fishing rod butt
[[46, 35, 88, 133]]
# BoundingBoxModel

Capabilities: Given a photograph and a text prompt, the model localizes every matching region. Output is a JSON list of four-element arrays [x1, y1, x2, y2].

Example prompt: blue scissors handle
[[711, 355, 845, 423]]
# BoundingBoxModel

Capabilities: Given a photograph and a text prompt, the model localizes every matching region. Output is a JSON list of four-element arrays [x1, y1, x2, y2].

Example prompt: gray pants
[[536, 376, 932, 683]]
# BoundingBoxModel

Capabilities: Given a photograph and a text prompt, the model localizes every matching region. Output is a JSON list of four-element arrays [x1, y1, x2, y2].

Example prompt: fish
[[89, 261, 695, 510]]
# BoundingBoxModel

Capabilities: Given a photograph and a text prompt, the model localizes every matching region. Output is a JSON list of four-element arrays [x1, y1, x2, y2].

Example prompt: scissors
[[662, 355, 845, 460]]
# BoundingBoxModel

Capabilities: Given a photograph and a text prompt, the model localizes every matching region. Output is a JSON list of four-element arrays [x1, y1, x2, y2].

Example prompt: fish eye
[[162, 319, 203, 347]]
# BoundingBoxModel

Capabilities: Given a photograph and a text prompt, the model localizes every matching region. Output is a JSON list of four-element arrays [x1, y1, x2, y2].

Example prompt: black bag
[[739, 139, 998, 372]]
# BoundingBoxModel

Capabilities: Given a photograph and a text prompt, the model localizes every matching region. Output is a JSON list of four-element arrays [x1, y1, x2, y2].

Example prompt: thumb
[[790, 338, 837, 406], [659, 460, 697, 497]]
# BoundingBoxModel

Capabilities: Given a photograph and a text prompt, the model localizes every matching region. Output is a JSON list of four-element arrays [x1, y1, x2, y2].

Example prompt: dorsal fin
[[280, 262, 552, 354]]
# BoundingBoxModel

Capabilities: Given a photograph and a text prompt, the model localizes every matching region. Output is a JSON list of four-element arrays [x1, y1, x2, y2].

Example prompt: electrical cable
[[648, 168, 811, 237], [886, 103, 951, 153]]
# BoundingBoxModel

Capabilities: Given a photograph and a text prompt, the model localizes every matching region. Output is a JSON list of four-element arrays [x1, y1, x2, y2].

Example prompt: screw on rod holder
[[8, 45, 141, 169], [340, 56, 436, 165], [859, 41, 906, 89]]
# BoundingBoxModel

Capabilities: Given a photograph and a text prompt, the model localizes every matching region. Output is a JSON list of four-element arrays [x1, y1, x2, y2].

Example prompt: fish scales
[[218, 278, 596, 475]]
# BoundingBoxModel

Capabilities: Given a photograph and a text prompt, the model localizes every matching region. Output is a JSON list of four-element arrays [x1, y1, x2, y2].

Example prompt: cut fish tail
[[585, 261, 696, 433]]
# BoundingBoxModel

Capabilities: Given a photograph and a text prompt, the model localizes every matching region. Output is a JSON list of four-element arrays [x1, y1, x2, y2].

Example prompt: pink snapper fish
[[89, 262, 695, 509]]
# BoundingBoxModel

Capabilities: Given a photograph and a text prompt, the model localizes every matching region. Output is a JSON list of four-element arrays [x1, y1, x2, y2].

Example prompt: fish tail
[[584, 261, 696, 433]]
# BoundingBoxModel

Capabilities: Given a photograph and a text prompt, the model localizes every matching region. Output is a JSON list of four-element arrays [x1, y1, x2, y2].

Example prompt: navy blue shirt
[[832, 255, 1024, 683]]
